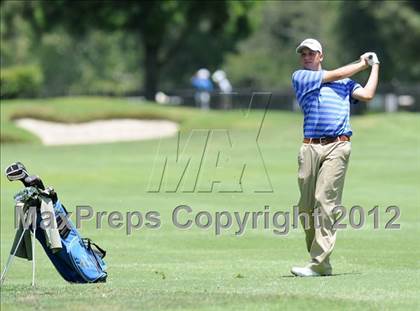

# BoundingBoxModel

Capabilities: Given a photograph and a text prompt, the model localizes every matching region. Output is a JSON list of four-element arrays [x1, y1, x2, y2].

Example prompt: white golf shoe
[[291, 265, 332, 277], [291, 266, 320, 277]]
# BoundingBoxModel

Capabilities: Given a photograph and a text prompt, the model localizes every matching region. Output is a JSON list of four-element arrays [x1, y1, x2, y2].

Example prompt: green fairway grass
[[1, 97, 419, 310]]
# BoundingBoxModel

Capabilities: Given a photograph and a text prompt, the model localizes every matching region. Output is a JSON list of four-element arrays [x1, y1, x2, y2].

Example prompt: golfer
[[291, 38, 379, 277]]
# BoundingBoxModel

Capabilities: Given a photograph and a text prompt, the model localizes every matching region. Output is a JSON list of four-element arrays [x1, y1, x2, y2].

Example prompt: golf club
[[5, 162, 45, 189]]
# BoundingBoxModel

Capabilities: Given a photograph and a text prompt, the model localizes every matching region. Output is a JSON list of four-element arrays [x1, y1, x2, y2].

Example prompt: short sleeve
[[292, 69, 324, 102], [348, 79, 362, 105]]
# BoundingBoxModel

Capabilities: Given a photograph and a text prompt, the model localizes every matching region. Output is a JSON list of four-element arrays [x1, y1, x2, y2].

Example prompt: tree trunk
[[143, 43, 160, 101]]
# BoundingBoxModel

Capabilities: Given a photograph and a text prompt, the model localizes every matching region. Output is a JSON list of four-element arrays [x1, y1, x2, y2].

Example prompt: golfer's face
[[300, 48, 322, 70]]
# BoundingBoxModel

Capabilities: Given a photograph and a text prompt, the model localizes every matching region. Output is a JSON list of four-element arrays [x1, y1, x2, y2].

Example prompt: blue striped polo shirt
[[292, 69, 361, 138]]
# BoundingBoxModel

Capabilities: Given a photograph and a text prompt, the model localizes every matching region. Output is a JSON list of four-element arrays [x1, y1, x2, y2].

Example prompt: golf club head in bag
[[5, 162, 28, 181], [5, 162, 45, 190]]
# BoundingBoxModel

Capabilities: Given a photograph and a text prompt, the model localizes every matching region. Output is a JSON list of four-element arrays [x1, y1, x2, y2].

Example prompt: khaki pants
[[297, 141, 351, 274]]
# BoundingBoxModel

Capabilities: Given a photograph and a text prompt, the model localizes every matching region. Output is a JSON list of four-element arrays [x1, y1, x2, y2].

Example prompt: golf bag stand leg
[[31, 225, 36, 286], [0, 228, 28, 286]]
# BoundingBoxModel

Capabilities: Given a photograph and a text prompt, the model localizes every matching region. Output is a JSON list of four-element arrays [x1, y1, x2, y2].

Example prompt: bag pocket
[[68, 237, 107, 283], [83, 238, 107, 273]]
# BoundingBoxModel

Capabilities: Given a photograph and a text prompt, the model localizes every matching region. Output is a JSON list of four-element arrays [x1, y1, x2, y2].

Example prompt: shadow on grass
[[280, 272, 362, 278]]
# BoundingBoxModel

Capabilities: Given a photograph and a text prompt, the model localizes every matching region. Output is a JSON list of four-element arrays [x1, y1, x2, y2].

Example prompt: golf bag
[[33, 188, 108, 283], [3, 162, 107, 284]]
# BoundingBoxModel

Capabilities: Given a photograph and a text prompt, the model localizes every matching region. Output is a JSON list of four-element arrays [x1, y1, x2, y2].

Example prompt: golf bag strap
[[83, 238, 107, 259]]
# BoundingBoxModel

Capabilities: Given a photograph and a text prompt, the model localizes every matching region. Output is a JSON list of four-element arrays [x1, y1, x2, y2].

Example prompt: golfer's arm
[[352, 64, 379, 102], [323, 61, 367, 83]]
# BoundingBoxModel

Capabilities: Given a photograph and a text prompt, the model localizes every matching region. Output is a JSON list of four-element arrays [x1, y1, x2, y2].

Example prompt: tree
[[24, 1, 254, 99], [337, 0, 420, 83], [1, 1, 143, 97], [223, 1, 341, 89]]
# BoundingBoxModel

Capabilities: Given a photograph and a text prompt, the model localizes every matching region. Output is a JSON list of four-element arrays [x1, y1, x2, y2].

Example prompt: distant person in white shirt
[[212, 70, 233, 109]]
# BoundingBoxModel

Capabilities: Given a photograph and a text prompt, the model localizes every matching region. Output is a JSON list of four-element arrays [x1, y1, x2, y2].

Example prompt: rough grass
[[1, 97, 419, 310]]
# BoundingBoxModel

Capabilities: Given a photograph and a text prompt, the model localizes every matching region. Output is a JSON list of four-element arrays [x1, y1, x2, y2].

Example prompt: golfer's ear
[[319, 52, 324, 62]]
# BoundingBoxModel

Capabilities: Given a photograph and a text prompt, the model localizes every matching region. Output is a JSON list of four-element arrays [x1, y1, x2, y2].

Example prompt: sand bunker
[[15, 118, 179, 146]]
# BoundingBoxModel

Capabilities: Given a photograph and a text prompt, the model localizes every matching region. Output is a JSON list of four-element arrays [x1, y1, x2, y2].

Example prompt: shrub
[[0, 65, 44, 98]]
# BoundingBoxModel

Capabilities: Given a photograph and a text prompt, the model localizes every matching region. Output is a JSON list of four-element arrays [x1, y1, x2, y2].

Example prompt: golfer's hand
[[366, 52, 380, 66], [359, 53, 371, 68]]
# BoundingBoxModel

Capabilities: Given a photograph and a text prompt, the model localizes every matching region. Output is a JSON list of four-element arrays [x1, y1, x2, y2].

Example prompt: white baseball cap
[[296, 38, 323, 54], [197, 68, 210, 79], [212, 70, 226, 82]]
